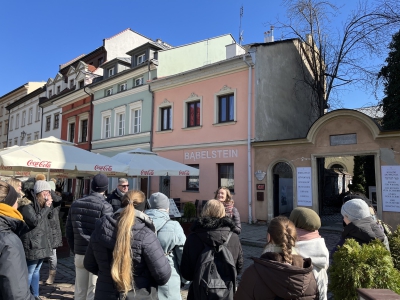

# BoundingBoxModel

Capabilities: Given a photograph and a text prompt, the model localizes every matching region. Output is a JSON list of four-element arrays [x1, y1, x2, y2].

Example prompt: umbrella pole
[[47, 169, 50, 181]]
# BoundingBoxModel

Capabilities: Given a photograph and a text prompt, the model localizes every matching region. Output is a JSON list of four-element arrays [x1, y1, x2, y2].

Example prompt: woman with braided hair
[[235, 216, 318, 300]]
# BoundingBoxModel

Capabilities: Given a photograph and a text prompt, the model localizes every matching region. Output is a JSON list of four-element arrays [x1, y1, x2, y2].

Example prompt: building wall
[[252, 110, 400, 230], [151, 64, 253, 221], [42, 105, 62, 139], [157, 34, 235, 77], [254, 40, 317, 141], [104, 29, 150, 59]]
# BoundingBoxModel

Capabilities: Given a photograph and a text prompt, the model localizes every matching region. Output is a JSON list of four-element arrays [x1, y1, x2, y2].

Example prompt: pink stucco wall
[[150, 67, 255, 222]]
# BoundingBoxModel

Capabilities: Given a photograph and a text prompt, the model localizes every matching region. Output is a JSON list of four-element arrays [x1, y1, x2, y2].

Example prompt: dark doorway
[[272, 162, 293, 217]]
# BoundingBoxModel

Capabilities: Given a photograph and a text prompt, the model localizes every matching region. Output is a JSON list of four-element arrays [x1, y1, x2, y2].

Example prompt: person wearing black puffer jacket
[[18, 181, 54, 300], [181, 199, 243, 300], [66, 173, 113, 300], [84, 190, 171, 300]]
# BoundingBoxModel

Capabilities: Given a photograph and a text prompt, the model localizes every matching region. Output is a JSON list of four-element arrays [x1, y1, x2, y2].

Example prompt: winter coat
[[231, 206, 242, 234], [234, 252, 319, 300], [180, 216, 243, 300], [18, 196, 53, 261], [48, 191, 63, 248], [66, 192, 113, 255], [83, 211, 172, 300], [294, 238, 329, 300], [0, 211, 35, 300], [145, 209, 187, 300], [106, 188, 123, 212], [333, 216, 390, 254]]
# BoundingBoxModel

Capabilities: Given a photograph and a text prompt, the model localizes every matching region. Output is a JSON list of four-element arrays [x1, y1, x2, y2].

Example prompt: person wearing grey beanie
[[332, 199, 390, 256], [145, 192, 188, 300]]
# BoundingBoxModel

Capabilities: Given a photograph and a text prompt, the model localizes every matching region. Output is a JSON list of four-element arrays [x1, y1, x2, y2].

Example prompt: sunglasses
[[119, 185, 129, 188]]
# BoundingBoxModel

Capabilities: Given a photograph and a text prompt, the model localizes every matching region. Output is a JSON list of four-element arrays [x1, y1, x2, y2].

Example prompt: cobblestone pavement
[[37, 225, 342, 299]]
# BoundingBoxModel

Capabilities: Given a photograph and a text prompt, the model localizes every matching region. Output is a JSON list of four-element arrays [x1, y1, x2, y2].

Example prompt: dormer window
[[108, 68, 114, 77], [57, 86, 61, 94], [49, 90, 53, 97], [119, 83, 127, 92], [135, 77, 144, 86], [70, 79, 74, 88], [79, 80, 84, 88], [137, 54, 145, 65], [106, 88, 113, 96]]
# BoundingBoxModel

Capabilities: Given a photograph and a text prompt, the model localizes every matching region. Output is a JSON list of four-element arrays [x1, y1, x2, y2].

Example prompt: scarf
[[115, 188, 125, 198], [296, 228, 321, 241], [0, 203, 24, 221], [223, 201, 234, 218]]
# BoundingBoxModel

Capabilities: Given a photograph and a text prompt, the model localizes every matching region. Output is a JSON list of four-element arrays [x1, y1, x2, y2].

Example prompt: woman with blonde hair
[[215, 187, 241, 234], [235, 216, 318, 300], [84, 190, 171, 300], [180, 199, 243, 300], [7, 177, 24, 198]]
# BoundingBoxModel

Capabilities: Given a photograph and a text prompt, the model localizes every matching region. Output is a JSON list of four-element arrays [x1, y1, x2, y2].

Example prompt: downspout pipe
[[243, 51, 255, 224]]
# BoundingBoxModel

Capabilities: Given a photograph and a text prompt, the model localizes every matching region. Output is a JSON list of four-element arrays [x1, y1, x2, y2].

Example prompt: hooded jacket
[[106, 188, 124, 212], [66, 192, 113, 255], [145, 209, 187, 300], [235, 252, 319, 300], [180, 216, 243, 300], [17, 196, 53, 260], [83, 210, 172, 300], [0, 205, 35, 300]]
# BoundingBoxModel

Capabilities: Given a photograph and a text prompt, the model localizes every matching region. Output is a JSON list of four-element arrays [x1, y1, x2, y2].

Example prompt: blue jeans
[[27, 259, 44, 297]]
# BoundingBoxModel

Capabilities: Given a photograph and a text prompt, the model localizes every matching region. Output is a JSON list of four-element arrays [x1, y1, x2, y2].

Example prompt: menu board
[[381, 166, 400, 212], [297, 167, 312, 206], [169, 199, 182, 217]]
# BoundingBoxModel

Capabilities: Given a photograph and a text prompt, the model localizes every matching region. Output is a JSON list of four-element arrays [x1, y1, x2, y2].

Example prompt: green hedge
[[389, 225, 400, 271]]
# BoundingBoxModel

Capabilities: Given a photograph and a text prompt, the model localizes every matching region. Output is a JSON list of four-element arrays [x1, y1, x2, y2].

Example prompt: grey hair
[[118, 178, 128, 185]]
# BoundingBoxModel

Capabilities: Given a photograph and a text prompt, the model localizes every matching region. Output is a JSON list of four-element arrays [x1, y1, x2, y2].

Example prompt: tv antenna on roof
[[239, 5, 244, 45]]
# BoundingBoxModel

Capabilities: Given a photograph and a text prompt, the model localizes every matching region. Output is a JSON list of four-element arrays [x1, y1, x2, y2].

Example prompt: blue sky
[[0, 0, 390, 108]]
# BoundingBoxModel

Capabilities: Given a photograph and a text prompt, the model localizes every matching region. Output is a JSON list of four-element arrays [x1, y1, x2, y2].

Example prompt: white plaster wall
[[42, 105, 62, 139], [104, 29, 151, 60]]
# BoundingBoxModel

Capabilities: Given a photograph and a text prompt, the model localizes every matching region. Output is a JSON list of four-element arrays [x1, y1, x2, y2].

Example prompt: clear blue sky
[[0, 0, 389, 108]]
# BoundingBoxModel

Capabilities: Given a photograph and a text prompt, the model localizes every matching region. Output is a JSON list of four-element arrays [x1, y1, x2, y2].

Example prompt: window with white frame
[[114, 106, 125, 137], [79, 119, 88, 143], [108, 68, 114, 77], [129, 102, 142, 134], [15, 114, 19, 129], [135, 77, 144, 86], [214, 87, 237, 124], [218, 163, 235, 193], [161, 107, 172, 131], [137, 54, 145, 65], [68, 123, 75, 143], [9, 116, 13, 131], [28, 108, 33, 124], [101, 110, 111, 139], [57, 86, 61, 94], [22, 111, 26, 126], [54, 113, 59, 129], [36, 105, 40, 121], [70, 79, 74, 88], [119, 83, 127, 92], [46, 116, 51, 131], [106, 88, 113, 96], [49, 90, 53, 98], [185, 99, 201, 128]]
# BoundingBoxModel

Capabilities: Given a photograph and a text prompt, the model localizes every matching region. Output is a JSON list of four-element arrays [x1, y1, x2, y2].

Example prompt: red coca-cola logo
[[179, 170, 190, 176], [27, 160, 52, 168], [16, 171, 31, 176], [141, 169, 154, 176], [94, 165, 113, 172], [0, 165, 12, 170]]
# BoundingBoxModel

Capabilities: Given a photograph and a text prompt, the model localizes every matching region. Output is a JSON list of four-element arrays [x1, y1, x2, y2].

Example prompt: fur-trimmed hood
[[190, 216, 236, 247], [17, 197, 32, 207]]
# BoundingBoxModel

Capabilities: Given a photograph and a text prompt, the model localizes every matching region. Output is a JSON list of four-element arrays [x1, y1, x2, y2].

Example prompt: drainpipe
[[83, 85, 92, 151], [147, 56, 153, 198], [243, 50, 255, 224]]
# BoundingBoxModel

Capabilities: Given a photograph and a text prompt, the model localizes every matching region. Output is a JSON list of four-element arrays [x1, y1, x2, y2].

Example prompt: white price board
[[169, 199, 181, 217], [381, 166, 400, 212], [297, 167, 312, 206]]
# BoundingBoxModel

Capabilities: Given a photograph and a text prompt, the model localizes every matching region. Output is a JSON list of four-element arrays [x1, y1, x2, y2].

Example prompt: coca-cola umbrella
[[111, 148, 200, 176], [0, 136, 128, 176]]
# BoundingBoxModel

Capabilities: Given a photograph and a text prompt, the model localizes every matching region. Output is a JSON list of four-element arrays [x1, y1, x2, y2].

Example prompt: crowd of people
[[0, 174, 392, 300]]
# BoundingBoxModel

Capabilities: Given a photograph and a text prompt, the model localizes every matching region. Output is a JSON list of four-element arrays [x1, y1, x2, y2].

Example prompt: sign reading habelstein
[[381, 166, 400, 212], [297, 167, 312, 206]]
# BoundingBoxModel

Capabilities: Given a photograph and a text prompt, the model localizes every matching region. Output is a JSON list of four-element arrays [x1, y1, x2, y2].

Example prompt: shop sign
[[184, 149, 238, 161]]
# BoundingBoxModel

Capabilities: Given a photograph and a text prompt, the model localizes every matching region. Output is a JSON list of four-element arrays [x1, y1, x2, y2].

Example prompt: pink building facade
[[150, 55, 255, 222]]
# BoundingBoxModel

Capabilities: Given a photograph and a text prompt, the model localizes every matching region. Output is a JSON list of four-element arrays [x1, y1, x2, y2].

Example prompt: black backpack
[[193, 232, 237, 300]]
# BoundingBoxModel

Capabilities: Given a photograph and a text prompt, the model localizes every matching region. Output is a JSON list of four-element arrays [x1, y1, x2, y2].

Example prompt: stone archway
[[272, 162, 294, 217]]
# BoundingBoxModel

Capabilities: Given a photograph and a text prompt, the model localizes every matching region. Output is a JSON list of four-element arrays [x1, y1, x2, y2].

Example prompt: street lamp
[[20, 131, 26, 140]]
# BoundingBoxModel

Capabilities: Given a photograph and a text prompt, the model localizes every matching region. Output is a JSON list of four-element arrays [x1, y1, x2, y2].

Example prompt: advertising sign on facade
[[297, 167, 312, 206], [381, 165, 400, 212]]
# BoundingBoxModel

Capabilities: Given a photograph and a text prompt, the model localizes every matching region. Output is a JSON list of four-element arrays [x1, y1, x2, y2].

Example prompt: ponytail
[[111, 190, 145, 296]]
